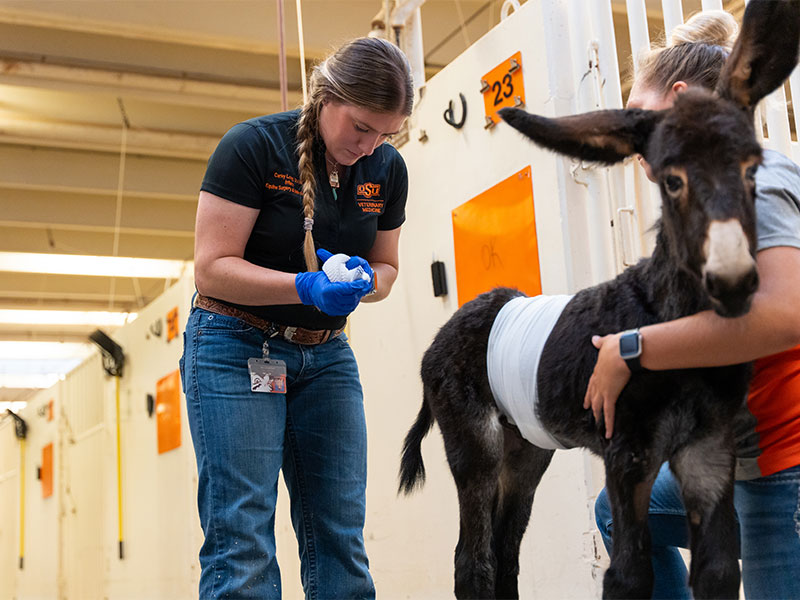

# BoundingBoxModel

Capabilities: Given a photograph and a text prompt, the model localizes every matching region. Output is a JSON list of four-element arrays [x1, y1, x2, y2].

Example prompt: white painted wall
[[0, 417, 20, 599], [60, 354, 107, 600], [103, 276, 201, 599], [13, 387, 60, 600], [0, 277, 202, 600]]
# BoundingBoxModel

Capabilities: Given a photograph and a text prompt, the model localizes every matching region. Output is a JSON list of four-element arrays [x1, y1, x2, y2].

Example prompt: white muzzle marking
[[703, 219, 753, 283]]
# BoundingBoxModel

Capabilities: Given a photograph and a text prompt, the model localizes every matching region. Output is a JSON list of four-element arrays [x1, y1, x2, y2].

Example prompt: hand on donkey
[[583, 332, 631, 438]]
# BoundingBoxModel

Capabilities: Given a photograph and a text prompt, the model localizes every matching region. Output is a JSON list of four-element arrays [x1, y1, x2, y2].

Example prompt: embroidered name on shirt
[[356, 182, 384, 213], [266, 172, 302, 196]]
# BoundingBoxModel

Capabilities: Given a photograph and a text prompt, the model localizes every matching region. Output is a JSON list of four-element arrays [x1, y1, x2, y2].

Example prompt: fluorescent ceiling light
[[0, 373, 62, 389], [0, 341, 93, 360], [0, 401, 29, 414], [0, 343, 95, 392], [0, 358, 85, 375], [0, 309, 137, 326], [0, 252, 190, 279]]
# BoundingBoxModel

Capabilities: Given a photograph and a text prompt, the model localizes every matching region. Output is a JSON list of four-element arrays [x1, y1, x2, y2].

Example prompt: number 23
[[492, 73, 514, 106]]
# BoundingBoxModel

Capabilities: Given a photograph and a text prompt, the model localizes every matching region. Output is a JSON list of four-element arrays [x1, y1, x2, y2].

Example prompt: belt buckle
[[282, 326, 297, 342]]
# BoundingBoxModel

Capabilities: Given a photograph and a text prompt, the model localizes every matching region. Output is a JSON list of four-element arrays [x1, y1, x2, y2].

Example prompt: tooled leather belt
[[194, 294, 344, 345]]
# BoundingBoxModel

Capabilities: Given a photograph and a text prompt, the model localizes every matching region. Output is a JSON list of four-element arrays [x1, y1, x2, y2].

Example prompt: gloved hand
[[295, 250, 373, 315], [316, 249, 374, 284]]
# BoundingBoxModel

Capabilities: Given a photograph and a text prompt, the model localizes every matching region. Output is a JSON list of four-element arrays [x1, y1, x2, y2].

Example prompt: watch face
[[619, 331, 641, 358]]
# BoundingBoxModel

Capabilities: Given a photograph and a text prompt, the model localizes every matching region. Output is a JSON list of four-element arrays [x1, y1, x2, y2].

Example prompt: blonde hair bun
[[669, 10, 738, 52]]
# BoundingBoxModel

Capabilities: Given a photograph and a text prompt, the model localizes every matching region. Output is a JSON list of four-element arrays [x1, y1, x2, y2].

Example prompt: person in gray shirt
[[588, 10, 800, 599]]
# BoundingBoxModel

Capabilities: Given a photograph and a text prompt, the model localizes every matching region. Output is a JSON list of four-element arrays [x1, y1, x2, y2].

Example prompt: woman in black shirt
[[181, 37, 413, 599]]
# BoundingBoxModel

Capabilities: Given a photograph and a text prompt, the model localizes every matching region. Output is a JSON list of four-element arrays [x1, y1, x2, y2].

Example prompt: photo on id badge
[[247, 357, 287, 394]]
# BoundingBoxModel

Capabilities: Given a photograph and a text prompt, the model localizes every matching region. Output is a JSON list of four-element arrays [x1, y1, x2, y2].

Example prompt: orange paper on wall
[[452, 166, 542, 306], [41, 443, 53, 499], [166, 307, 179, 342], [156, 370, 181, 454]]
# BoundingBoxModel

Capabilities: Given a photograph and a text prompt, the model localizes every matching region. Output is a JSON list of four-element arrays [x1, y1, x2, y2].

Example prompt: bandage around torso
[[487, 294, 573, 450]]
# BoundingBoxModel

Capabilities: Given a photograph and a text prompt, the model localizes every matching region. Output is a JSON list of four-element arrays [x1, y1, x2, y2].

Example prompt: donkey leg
[[493, 430, 555, 600], [602, 446, 662, 599], [670, 434, 740, 600], [440, 406, 505, 599]]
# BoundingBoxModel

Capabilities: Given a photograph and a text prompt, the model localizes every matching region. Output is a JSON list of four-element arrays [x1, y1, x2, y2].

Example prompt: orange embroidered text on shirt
[[357, 183, 381, 198], [265, 172, 302, 196]]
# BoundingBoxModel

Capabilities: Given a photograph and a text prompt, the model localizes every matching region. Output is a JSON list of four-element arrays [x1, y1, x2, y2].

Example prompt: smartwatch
[[619, 328, 644, 373]]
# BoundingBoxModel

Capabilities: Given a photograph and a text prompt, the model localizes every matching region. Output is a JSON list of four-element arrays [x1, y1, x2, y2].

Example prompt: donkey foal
[[399, 1, 800, 598]]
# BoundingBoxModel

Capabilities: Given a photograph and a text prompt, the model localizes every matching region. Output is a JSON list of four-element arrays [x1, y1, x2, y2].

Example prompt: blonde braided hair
[[296, 88, 324, 271], [294, 37, 414, 272]]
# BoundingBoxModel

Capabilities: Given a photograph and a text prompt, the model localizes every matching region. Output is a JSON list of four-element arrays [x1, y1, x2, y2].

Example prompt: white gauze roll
[[322, 253, 371, 283]]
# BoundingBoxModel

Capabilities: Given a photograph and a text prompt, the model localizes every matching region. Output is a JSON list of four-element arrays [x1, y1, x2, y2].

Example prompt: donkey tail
[[398, 390, 435, 495]]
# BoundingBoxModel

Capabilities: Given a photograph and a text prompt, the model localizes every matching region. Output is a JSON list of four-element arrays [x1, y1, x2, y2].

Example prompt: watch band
[[624, 354, 644, 373]]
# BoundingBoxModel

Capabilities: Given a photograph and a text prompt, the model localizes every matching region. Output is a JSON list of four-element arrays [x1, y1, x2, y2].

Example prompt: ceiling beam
[[0, 225, 194, 260], [0, 6, 317, 58], [0, 324, 124, 342], [0, 188, 196, 234], [0, 58, 303, 114], [0, 112, 220, 160], [0, 289, 144, 306], [0, 145, 206, 196]]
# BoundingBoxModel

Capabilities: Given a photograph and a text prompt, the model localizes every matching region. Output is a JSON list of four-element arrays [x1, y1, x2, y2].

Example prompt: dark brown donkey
[[399, 1, 800, 598]]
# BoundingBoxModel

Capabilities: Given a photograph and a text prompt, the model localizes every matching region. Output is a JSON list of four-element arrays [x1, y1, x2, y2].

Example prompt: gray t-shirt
[[734, 149, 800, 479], [755, 150, 800, 252]]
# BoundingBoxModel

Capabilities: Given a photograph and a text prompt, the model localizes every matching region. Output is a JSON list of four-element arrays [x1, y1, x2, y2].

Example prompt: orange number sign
[[482, 51, 525, 127]]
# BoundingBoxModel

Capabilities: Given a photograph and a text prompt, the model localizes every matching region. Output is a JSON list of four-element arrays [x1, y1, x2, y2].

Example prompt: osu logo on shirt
[[356, 182, 384, 213], [357, 183, 381, 198]]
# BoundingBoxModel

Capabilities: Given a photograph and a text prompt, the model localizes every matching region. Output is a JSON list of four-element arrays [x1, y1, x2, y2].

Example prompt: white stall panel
[[0, 418, 20, 600], [105, 276, 199, 599], [15, 388, 59, 600], [60, 354, 106, 600]]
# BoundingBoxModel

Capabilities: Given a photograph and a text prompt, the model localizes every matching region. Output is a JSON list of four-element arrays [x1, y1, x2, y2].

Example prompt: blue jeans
[[595, 462, 800, 599], [181, 307, 375, 599]]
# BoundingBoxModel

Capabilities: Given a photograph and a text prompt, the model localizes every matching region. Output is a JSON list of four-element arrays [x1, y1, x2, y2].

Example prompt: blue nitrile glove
[[295, 262, 372, 316]]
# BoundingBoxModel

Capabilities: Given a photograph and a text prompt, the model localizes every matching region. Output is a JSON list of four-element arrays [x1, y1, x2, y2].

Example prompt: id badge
[[247, 358, 287, 394]]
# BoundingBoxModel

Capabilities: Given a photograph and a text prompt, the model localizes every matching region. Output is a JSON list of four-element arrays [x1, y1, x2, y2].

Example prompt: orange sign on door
[[156, 370, 181, 454], [41, 443, 53, 498], [452, 166, 542, 306], [166, 307, 179, 342]]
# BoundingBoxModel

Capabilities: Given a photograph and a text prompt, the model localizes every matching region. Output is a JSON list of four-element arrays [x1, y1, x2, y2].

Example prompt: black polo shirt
[[200, 109, 408, 330]]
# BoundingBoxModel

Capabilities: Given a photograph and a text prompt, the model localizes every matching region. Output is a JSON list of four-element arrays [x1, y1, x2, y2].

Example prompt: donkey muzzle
[[702, 219, 758, 318]]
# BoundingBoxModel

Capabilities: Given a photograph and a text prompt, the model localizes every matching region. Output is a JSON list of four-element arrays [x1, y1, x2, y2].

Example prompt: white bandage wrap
[[322, 253, 371, 283], [487, 294, 573, 450]]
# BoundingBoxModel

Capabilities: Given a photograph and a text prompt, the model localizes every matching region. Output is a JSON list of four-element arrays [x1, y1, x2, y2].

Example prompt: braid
[[296, 92, 322, 272]]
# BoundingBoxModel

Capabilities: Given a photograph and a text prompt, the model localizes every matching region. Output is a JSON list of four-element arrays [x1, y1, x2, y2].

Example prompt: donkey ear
[[716, 0, 800, 111], [498, 107, 662, 165]]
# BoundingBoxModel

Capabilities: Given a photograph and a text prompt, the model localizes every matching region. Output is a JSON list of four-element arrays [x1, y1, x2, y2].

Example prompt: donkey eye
[[745, 164, 758, 181], [664, 175, 684, 195]]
